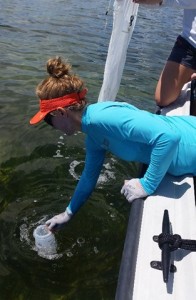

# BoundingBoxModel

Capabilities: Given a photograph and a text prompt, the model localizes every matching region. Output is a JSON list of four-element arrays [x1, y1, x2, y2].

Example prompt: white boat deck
[[132, 82, 196, 299]]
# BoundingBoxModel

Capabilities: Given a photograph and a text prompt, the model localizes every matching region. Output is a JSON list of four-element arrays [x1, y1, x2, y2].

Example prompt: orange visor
[[30, 88, 87, 125]]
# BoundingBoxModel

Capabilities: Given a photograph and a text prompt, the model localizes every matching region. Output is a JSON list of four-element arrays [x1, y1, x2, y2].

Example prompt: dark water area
[[0, 0, 182, 299]]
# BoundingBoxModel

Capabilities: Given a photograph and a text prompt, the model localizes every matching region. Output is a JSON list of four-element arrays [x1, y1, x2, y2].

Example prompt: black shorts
[[168, 35, 196, 70]]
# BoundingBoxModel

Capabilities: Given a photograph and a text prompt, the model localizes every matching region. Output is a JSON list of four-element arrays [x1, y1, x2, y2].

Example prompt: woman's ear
[[57, 107, 67, 116]]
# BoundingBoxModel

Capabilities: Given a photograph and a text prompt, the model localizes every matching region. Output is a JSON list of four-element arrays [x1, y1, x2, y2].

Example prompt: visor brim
[[30, 111, 49, 125]]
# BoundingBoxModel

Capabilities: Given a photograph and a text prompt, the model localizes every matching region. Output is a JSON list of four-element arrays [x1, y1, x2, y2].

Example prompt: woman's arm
[[67, 137, 106, 214], [46, 137, 106, 230], [122, 111, 181, 194], [140, 130, 180, 194]]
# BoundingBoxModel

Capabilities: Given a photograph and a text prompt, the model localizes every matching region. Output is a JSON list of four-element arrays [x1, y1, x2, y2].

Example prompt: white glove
[[46, 209, 72, 230], [121, 178, 148, 203]]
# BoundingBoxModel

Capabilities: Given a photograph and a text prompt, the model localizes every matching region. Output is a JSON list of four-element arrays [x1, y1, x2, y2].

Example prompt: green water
[[0, 0, 182, 299]]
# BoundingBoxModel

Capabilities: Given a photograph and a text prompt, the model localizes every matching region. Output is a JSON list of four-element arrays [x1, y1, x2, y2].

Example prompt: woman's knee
[[154, 81, 179, 107]]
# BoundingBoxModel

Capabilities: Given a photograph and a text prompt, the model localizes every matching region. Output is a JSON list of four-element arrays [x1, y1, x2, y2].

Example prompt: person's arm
[[121, 111, 181, 195], [139, 129, 180, 194], [133, 0, 196, 8], [133, 0, 163, 5], [46, 137, 106, 230], [67, 139, 106, 214]]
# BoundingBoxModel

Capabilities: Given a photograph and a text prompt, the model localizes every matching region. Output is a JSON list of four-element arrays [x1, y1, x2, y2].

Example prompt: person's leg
[[155, 61, 195, 107], [191, 73, 196, 80], [190, 73, 196, 116]]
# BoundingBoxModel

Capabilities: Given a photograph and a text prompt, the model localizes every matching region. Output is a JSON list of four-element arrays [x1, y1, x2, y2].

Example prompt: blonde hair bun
[[36, 56, 85, 101], [47, 56, 71, 78]]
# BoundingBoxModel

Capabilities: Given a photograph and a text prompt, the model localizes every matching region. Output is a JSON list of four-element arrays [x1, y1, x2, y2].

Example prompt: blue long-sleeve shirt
[[67, 102, 196, 214]]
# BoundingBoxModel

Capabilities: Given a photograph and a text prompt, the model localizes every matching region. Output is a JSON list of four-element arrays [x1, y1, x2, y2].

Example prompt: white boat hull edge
[[132, 82, 196, 299]]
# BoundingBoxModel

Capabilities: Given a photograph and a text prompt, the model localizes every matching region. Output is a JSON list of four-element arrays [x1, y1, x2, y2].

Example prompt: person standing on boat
[[30, 57, 196, 230], [133, 0, 196, 107]]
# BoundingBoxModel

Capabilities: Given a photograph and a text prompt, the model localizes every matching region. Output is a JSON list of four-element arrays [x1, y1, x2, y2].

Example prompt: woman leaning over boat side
[[30, 57, 196, 230], [133, 0, 196, 107]]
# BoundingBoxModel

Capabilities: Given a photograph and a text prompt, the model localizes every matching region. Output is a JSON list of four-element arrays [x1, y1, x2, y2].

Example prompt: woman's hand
[[121, 178, 148, 203], [46, 209, 72, 230]]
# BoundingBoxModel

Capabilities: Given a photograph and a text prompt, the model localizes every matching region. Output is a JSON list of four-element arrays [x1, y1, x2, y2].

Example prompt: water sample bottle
[[33, 225, 57, 256]]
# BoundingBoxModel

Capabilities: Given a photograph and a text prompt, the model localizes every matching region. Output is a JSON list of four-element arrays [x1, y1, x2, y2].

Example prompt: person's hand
[[46, 209, 72, 230], [121, 178, 148, 203], [133, 0, 162, 5]]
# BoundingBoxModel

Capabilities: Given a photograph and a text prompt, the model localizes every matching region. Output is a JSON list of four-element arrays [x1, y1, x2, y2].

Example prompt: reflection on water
[[0, 0, 182, 299]]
